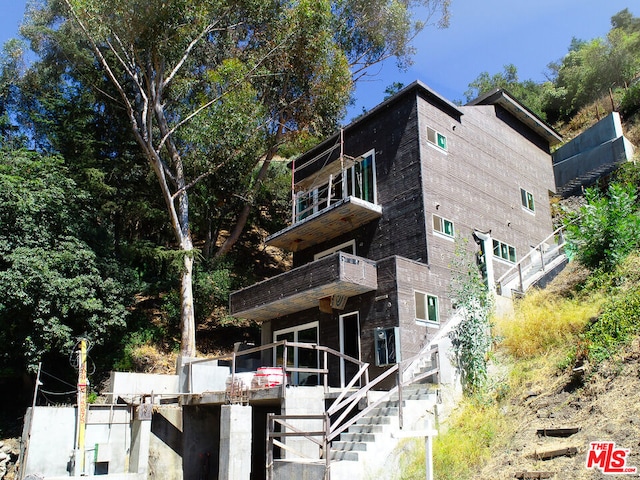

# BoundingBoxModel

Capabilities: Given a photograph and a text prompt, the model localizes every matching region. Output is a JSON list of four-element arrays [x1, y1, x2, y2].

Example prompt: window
[[415, 291, 439, 324], [433, 214, 454, 238], [274, 322, 319, 385], [314, 240, 356, 261], [520, 188, 535, 212], [427, 126, 447, 151], [493, 239, 516, 263]]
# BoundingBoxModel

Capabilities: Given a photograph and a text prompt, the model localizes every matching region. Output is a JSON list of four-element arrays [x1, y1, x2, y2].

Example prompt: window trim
[[314, 240, 356, 261], [414, 290, 439, 326], [520, 187, 535, 213], [492, 239, 517, 264], [432, 214, 455, 240], [426, 126, 448, 152]]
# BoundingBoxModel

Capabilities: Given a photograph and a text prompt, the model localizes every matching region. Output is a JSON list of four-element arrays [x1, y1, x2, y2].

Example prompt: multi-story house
[[230, 81, 562, 388], [18, 82, 567, 480]]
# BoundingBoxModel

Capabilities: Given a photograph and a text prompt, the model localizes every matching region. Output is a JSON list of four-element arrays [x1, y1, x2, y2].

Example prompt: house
[[230, 81, 563, 389], [18, 82, 566, 480]]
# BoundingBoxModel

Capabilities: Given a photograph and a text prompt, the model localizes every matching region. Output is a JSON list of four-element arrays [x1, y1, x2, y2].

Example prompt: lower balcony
[[230, 252, 377, 322]]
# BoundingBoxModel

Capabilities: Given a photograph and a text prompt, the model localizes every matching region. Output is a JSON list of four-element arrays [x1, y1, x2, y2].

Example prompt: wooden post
[[76, 339, 88, 475], [397, 370, 404, 430]]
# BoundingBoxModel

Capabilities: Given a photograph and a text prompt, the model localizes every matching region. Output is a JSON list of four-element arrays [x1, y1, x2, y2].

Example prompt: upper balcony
[[230, 252, 377, 322], [266, 151, 382, 252]]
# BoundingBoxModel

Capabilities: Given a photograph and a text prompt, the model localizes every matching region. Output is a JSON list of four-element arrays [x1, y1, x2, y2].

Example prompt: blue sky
[[1, 1, 637, 121]]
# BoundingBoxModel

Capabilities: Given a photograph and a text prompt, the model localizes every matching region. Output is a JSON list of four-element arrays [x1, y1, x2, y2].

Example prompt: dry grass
[[493, 288, 604, 359], [398, 399, 510, 480]]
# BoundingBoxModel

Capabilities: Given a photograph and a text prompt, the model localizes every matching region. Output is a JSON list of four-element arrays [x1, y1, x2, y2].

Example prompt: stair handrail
[[495, 225, 567, 294], [326, 346, 439, 443]]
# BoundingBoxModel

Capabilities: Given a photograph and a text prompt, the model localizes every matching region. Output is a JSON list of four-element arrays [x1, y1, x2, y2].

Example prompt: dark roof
[[467, 88, 563, 146]]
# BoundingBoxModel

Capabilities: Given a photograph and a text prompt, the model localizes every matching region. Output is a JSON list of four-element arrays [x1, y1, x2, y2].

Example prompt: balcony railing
[[229, 252, 378, 321]]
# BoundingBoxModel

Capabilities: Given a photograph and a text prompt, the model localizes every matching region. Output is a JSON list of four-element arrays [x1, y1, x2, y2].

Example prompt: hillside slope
[[477, 339, 640, 479]]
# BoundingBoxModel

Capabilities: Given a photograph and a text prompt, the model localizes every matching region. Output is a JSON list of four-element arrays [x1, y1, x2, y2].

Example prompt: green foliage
[[579, 252, 640, 364], [464, 9, 640, 124], [620, 80, 640, 118], [564, 183, 640, 271], [449, 239, 494, 395], [464, 64, 550, 119], [398, 399, 510, 480], [0, 150, 134, 373]]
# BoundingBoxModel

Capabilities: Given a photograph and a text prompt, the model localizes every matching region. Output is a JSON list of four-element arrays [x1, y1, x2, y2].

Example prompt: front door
[[339, 312, 361, 388]]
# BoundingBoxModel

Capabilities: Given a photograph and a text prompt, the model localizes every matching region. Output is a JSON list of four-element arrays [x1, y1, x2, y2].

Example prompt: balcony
[[266, 152, 382, 251], [230, 252, 378, 322]]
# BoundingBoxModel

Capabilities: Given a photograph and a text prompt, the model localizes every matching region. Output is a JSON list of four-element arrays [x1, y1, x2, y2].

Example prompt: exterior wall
[[21, 405, 136, 478], [418, 99, 556, 286], [294, 91, 426, 266], [149, 406, 183, 480], [258, 83, 557, 387]]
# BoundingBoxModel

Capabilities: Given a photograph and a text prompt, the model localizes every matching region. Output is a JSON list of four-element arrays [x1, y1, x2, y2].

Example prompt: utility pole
[[75, 339, 88, 476]]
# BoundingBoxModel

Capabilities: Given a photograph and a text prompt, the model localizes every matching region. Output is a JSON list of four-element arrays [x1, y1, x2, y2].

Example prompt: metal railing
[[495, 225, 567, 295], [191, 340, 439, 480], [264, 345, 439, 480]]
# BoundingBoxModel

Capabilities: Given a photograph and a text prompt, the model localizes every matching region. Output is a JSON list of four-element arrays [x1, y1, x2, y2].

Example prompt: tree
[[448, 239, 493, 396], [464, 64, 549, 119], [30, 0, 450, 358], [0, 150, 133, 373]]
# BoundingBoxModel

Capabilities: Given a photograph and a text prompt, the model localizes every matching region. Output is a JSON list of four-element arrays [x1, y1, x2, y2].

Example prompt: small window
[[433, 214, 454, 238], [493, 239, 516, 263], [520, 188, 535, 212], [415, 291, 439, 324], [426, 126, 447, 151]]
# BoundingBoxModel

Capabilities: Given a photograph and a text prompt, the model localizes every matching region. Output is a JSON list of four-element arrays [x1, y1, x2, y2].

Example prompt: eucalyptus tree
[[35, 0, 450, 357]]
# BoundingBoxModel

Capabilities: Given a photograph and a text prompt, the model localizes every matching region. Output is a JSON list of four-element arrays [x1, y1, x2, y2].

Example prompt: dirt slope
[[478, 338, 640, 479]]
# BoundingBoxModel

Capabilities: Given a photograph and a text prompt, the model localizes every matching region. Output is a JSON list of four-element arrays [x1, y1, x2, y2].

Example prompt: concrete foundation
[[280, 387, 326, 460], [219, 405, 252, 480]]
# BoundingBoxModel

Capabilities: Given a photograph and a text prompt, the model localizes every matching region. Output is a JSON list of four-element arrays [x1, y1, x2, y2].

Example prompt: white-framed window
[[520, 188, 535, 213], [426, 126, 447, 151], [433, 214, 454, 238], [314, 240, 356, 261], [493, 239, 517, 263], [414, 291, 439, 325], [273, 321, 319, 385]]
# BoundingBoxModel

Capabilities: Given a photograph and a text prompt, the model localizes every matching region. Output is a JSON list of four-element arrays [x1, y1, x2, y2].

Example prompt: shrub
[[564, 183, 640, 271]]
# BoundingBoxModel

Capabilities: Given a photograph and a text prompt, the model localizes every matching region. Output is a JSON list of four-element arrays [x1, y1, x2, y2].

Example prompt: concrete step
[[332, 441, 368, 452], [340, 432, 376, 443], [355, 415, 392, 426], [346, 424, 384, 434], [330, 449, 359, 461]]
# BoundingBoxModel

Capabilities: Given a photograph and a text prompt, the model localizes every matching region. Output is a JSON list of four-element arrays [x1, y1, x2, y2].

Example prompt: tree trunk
[[180, 248, 196, 357]]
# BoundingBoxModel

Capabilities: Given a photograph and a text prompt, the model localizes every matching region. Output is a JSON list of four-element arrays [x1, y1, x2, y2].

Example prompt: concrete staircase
[[329, 384, 438, 479]]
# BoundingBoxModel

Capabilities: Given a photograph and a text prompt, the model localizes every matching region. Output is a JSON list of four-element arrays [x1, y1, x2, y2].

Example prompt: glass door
[[274, 322, 319, 385]]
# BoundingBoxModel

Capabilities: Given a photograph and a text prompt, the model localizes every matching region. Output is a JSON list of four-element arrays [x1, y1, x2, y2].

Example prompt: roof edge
[[467, 88, 563, 146]]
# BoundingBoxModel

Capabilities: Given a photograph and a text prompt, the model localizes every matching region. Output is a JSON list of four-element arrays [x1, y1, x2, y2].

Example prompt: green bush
[[564, 183, 640, 271], [620, 81, 640, 118]]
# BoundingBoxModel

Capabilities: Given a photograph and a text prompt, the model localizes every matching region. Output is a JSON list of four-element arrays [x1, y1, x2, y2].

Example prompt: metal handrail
[[495, 225, 567, 293]]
